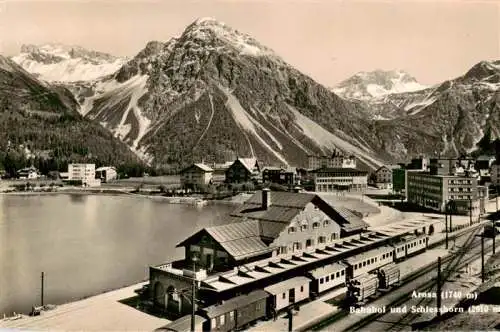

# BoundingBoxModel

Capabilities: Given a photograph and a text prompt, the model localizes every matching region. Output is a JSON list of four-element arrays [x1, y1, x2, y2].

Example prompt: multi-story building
[[149, 189, 368, 316], [476, 155, 496, 177], [312, 167, 368, 192], [429, 158, 476, 176], [307, 151, 356, 170], [225, 158, 260, 183], [408, 157, 429, 171], [373, 165, 401, 189], [95, 166, 117, 183], [180, 163, 214, 189], [407, 172, 480, 216], [490, 161, 500, 187], [261, 166, 297, 186], [17, 166, 39, 179], [68, 163, 100, 187]]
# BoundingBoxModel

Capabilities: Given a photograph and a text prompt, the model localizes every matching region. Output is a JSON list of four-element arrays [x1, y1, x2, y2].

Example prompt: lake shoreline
[[0, 188, 245, 206]]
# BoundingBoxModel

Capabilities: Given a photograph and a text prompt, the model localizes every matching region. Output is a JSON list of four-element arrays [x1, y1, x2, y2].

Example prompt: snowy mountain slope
[[11, 43, 127, 82], [0, 55, 140, 166], [333, 70, 428, 100], [374, 60, 500, 159], [70, 17, 386, 170]]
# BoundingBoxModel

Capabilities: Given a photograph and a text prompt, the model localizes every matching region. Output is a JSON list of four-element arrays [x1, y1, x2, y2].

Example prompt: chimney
[[262, 188, 271, 209]]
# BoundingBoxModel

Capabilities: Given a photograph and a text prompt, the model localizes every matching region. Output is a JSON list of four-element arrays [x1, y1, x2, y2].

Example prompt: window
[[320, 278, 324, 284], [336, 271, 340, 278], [331, 233, 338, 241], [331, 273, 335, 279], [318, 236, 326, 244], [282, 293, 286, 299], [323, 220, 330, 227], [229, 311, 234, 321], [313, 222, 320, 229], [301, 225, 308, 231], [325, 276, 330, 282], [306, 239, 314, 247], [211, 318, 217, 327], [341, 270, 345, 276], [288, 227, 296, 234], [220, 314, 225, 325]]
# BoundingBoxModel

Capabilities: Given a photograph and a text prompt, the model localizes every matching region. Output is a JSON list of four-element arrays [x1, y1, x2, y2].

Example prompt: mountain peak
[[461, 60, 500, 82], [333, 69, 428, 100], [12, 43, 127, 82], [179, 17, 276, 58]]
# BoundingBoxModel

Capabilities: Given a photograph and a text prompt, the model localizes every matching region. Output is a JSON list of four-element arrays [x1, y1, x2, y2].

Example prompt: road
[[316, 225, 493, 332]]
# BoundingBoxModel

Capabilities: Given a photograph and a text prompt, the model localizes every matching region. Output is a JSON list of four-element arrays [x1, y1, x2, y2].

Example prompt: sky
[[1, 0, 499, 87]]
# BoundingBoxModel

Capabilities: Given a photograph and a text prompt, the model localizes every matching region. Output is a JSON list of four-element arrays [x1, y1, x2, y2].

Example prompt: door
[[206, 254, 213, 271], [289, 288, 295, 304]]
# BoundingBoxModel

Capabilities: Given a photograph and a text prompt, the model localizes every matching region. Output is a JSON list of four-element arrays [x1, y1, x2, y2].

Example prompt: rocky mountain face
[[11, 43, 127, 82], [0, 55, 140, 166], [333, 70, 428, 100], [332, 70, 430, 120], [373, 60, 500, 159], [69, 18, 387, 170], [13, 19, 498, 169]]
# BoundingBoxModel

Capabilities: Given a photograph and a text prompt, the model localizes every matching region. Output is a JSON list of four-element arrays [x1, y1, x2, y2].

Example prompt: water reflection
[[0, 194, 234, 314]]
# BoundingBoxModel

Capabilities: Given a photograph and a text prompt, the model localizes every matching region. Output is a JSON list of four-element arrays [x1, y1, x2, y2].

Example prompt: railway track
[[376, 225, 483, 332], [311, 225, 487, 331], [342, 235, 492, 331]]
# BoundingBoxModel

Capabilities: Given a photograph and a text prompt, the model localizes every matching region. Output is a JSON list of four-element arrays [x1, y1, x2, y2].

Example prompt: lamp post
[[191, 255, 199, 332], [475, 230, 486, 283], [445, 204, 449, 250], [448, 200, 454, 232]]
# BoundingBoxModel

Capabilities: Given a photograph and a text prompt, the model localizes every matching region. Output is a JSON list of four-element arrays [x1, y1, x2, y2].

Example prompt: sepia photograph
[[0, 0, 500, 331]]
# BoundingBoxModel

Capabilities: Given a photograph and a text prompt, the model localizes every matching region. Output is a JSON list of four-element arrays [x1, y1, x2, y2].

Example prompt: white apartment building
[[68, 163, 100, 187]]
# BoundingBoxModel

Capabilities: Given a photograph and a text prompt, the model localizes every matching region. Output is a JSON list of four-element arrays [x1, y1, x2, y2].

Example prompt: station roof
[[200, 231, 391, 293], [370, 219, 437, 237]]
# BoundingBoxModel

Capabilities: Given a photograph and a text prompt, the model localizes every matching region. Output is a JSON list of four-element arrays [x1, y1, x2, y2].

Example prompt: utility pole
[[496, 185, 498, 212], [436, 257, 442, 318], [469, 198, 473, 227], [481, 233, 485, 283], [493, 218, 496, 255], [41, 272, 44, 307], [449, 201, 453, 232], [287, 308, 293, 332], [191, 256, 198, 332], [445, 209, 449, 250]]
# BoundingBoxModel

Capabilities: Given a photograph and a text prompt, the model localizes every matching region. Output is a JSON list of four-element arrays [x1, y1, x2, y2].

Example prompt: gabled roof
[[236, 158, 258, 173], [176, 220, 272, 261], [477, 155, 496, 161], [96, 166, 116, 171], [180, 163, 213, 174], [232, 190, 368, 235], [376, 165, 400, 172]]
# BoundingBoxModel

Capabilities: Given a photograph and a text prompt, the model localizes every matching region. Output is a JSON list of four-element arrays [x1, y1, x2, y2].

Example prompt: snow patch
[[220, 86, 289, 165], [0, 57, 16, 72], [12, 55, 126, 82], [286, 104, 383, 169]]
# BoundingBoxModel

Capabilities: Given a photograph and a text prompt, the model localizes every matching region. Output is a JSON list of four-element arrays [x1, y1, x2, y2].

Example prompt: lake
[[0, 193, 234, 314]]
